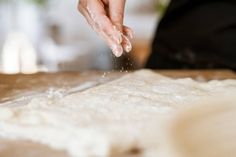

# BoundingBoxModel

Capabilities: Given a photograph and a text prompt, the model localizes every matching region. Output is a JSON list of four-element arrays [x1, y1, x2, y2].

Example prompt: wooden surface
[[0, 70, 236, 157], [1, 70, 236, 103]]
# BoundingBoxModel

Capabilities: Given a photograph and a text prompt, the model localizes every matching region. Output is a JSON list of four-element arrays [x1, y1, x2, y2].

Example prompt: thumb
[[108, 0, 126, 32]]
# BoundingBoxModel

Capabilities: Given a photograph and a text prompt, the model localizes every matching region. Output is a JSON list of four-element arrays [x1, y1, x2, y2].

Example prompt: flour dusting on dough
[[0, 70, 236, 157]]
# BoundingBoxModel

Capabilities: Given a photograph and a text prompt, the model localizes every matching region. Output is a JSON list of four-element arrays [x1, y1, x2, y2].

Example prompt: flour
[[0, 70, 236, 157]]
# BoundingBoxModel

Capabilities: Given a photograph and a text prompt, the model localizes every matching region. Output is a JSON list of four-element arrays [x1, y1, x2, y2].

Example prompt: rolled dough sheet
[[0, 70, 236, 157]]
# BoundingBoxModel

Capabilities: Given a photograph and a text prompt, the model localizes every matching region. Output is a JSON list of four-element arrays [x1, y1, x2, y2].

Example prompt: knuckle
[[77, 6, 82, 12], [77, 5, 82, 12], [100, 25, 108, 33], [113, 12, 124, 20], [77, 0, 84, 12], [113, 22, 123, 30]]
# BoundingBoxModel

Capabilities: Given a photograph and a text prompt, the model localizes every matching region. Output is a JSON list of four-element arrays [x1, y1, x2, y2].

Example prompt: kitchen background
[[0, 0, 169, 74]]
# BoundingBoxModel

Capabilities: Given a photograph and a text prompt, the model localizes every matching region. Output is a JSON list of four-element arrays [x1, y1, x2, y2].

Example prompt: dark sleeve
[[146, 0, 236, 70]]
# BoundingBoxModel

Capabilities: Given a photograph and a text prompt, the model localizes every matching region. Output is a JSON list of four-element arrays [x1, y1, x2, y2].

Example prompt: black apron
[[146, 0, 236, 70]]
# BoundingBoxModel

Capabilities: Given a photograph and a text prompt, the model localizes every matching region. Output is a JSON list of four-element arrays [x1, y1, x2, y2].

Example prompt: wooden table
[[0, 70, 235, 157], [1, 70, 236, 103]]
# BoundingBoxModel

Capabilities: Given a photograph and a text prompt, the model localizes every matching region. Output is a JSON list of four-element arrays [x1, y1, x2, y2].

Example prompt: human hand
[[78, 0, 134, 57]]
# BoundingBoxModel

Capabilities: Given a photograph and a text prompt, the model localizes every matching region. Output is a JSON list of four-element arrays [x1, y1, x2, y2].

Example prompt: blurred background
[[0, 0, 170, 74]]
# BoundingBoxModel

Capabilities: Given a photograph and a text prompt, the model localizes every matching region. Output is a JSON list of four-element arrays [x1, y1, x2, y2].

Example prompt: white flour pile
[[0, 70, 236, 157]]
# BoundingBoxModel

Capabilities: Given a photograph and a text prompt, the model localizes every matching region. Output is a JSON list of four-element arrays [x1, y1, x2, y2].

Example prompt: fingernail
[[125, 43, 132, 52], [123, 35, 132, 52], [111, 45, 123, 57]]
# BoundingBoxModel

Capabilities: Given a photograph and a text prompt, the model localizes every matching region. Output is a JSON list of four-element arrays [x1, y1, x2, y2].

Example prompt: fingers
[[121, 26, 134, 53], [86, 0, 123, 44], [78, 0, 123, 57], [108, 0, 126, 32], [108, 0, 133, 53], [122, 34, 132, 53], [78, 0, 133, 57]]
